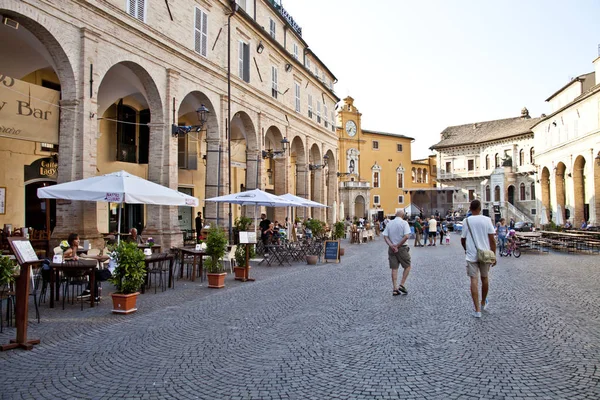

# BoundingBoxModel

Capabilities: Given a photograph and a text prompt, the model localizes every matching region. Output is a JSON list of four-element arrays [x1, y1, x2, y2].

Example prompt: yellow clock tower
[[337, 96, 363, 179]]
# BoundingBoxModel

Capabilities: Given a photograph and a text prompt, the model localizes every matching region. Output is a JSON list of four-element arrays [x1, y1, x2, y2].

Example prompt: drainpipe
[[228, 1, 238, 243]]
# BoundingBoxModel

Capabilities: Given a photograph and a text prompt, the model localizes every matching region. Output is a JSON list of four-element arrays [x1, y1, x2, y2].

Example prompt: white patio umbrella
[[332, 200, 337, 224], [37, 170, 199, 243], [339, 202, 345, 221], [205, 189, 300, 236], [555, 205, 564, 226], [279, 193, 329, 240], [539, 206, 549, 226]]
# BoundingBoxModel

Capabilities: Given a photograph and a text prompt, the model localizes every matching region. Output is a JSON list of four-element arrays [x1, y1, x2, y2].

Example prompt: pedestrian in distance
[[383, 210, 412, 296], [422, 219, 429, 246], [428, 215, 437, 246], [496, 218, 508, 254], [461, 200, 497, 318], [195, 212, 203, 243], [413, 217, 423, 247]]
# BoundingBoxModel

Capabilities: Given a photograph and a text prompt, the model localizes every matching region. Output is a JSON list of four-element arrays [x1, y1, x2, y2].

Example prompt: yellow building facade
[[336, 97, 414, 220]]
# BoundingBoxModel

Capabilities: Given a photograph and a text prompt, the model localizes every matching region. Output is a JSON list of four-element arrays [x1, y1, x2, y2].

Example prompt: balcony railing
[[340, 181, 370, 189], [437, 170, 486, 180]]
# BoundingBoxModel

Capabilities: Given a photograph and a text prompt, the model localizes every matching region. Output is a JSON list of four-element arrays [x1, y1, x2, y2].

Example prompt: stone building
[[0, 0, 339, 248], [532, 56, 600, 226], [336, 96, 421, 221], [431, 108, 541, 223]]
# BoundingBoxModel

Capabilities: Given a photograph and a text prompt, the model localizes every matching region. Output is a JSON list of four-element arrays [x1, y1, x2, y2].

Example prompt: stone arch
[[0, 8, 77, 100], [485, 185, 491, 202], [555, 162, 566, 222], [354, 195, 366, 219], [423, 168, 428, 183], [573, 155, 587, 224], [494, 185, 501, 202], [264, 125, 285, 221], [289, 135, 307, 219], [324, 149, 336, 223], [411, 167, 416, 183], [507, 185, 515, 205], [541, 167, 551, 221]]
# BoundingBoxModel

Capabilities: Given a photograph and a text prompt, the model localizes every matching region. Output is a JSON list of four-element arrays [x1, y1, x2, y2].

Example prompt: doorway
[[26, 181, 56, 232], [109, 203, 144, 234], [507, 185, 515, 205], [354, 195, 366, 219], [178, 187, 194, 231]]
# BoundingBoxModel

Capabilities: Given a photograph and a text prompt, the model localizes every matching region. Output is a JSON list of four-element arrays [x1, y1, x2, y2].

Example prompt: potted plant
[[205, 224, 228, 288], [234, 243, 255, 280], [304, 219, 325, 264], [108, 241, 146, 314], [233, 216, 253, 245], [333, 221, 346, 256], [0, 255, 17, 288]]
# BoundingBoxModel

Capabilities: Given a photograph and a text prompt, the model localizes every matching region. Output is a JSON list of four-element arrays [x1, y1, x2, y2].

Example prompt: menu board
[[239, 231, 257, 244], [324, 240, 340, 263], [10, 239, 39, 264]]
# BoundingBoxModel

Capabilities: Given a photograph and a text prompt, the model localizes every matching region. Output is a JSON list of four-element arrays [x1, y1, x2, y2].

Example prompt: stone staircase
[[504, 201, 534, 223]]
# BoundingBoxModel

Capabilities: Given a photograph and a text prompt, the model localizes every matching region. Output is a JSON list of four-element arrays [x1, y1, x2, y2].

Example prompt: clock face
[[345, 120, 357, 137]]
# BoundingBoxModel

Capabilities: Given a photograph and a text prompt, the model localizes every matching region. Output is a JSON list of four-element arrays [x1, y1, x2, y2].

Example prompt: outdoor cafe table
[[49, 259, 98, 308], [138, 243, 162, 254], [178, 247, 205, 282]]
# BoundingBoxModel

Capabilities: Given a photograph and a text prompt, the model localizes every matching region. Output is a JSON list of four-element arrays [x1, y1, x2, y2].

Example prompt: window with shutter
[[194, 8, 208, 57], [374, 195, 380, 204], [520, 183, 526, 201], [306, 58, 311, 69], [316, 102, 321, 123], [324, 104, 328, 127], [238, 41, 250, 82], [331, 111, 335, 131], [397, 144, 403, 152], [397, 173, 404, 188], [294, 82, 300, 112], [308, 95, 313, 118], [372, 141, 379, 150], [127, 0, 146, 22], [531, 183, 535, 200], [467, 159, 474, 171], [293, 43, 298, 60], [271, 66, 278, 98], [398, 195, 404, 204], [269, 18, 276, 39]]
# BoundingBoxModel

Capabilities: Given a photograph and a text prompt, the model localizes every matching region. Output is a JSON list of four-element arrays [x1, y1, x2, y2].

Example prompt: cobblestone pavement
[[1, 234, 599, 399]]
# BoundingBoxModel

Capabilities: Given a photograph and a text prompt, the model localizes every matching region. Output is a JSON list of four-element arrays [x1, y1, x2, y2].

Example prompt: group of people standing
[[412, 216, 448, 247]]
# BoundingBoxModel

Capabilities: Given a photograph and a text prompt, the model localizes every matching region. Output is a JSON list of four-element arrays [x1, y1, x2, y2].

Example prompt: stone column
[[204, 138, 226, 227], [295, 163, 308, 220]]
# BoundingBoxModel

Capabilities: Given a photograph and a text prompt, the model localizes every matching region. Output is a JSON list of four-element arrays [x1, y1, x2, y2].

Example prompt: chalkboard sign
[[324, 240, 340, 263]]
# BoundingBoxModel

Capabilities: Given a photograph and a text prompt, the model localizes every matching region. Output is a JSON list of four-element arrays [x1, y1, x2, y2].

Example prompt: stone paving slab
[[0, 234, 599, 399]]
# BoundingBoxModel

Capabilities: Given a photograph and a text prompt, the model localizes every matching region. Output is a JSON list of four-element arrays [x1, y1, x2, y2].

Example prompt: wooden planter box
[[111, 292, 139, 314], [207, 272, 226, 288]]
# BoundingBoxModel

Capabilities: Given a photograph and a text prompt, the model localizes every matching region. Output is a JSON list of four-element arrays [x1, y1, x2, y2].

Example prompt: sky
[[282, 0, 600, 159]]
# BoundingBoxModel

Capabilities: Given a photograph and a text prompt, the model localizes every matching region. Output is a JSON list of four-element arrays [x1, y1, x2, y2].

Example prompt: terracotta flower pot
[[339, 248, 345, 256], [306, 255, 318, 265], [207, 272, 227, 288], [111, 292, 139, 314], [234, 266, 250, 281]]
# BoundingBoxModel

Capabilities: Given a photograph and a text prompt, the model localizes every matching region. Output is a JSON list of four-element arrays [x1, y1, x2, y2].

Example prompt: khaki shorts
[[466, 261, 490, 277], [388, 246, 411, 270]]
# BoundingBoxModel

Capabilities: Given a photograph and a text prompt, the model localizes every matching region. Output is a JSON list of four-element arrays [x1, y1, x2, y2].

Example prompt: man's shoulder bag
[[466, 218, 496, 264]]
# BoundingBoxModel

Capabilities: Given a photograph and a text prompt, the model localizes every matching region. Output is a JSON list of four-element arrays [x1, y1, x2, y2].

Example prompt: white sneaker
[[482, 299, 489, 312], [472, 311, 482, 318]]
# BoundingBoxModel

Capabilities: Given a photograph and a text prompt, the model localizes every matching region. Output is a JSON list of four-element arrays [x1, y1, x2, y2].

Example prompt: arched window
[[519, 149, 524, 166], [494, 185, 500, 201], [485, 155, 490, 170], [494, 153, 500, 168], [520, 183, 526, 201], [423, 169, 428, 183], [530, 147, 535, 164], [485, 185, 491, 202], [411, 168, 416, 183], [417, 168, 422, 183], [530, 183, 535, 200]]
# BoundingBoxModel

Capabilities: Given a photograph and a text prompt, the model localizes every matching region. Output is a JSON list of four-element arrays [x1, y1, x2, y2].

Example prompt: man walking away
[[383, 211, 412, 296], [428, 216, 437, 246], [461, 200, 496, 318]]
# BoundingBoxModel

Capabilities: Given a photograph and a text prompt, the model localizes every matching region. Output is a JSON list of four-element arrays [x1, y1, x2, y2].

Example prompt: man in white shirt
[[461, 200, 497, 318], [428, 216, 437, 246], [383, 210, 412, 296]]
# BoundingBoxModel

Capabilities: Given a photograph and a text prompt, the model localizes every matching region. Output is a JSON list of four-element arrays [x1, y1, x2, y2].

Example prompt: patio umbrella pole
[[117, 204, 122, 244]]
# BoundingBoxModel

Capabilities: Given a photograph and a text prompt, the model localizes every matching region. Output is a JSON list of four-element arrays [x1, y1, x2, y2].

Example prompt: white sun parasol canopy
[[279, 193, 328, 208], [37, 170, 199, 242]]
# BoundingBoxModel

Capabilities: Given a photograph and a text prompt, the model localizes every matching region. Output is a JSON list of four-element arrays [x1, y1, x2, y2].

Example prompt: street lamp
[[171, 104, 210, 137]]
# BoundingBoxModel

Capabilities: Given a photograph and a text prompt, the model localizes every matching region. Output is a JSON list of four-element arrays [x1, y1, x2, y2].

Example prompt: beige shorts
[[388, 246, 411, 270], [466, 261, 490, 277]]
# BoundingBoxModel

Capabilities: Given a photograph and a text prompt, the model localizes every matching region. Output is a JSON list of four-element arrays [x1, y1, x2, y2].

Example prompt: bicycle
[[500, 237, 521, 258]]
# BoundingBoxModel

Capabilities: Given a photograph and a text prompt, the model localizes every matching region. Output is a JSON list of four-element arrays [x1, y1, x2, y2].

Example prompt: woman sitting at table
[[64, 233, 110, 301]]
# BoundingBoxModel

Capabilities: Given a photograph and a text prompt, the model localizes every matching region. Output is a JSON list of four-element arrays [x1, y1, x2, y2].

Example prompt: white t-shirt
[[383, 217, 411, 245], [461, 215, 496, 262], [428, 218, 437, 233]]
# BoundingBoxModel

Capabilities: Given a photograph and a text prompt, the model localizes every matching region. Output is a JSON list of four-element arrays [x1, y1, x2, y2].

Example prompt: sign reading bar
[[0, 74, 60, 144], [324, 240, 340, 263]]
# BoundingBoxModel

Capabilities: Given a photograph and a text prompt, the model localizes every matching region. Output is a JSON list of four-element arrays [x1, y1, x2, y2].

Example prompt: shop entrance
[[26, 181, 56, 233]]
